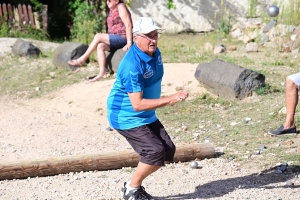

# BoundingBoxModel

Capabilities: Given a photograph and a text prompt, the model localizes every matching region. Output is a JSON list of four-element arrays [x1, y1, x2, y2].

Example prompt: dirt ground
[[0, 38, 299, 200]]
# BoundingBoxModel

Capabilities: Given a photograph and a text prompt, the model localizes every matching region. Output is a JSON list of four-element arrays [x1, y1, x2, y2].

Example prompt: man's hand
[[168, 91, 189, 105]]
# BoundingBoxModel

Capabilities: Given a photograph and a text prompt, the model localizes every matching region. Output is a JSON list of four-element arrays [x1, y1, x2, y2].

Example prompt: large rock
[[11, 39, 41, 57], [106, 49, 127, 74], [128, 0, 289, 33], [194, 59, 265, 100], [53, 42, 89, 71]]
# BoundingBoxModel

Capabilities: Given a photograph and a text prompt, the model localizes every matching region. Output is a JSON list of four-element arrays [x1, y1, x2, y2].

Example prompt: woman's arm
[[118, 3, 133, 50]]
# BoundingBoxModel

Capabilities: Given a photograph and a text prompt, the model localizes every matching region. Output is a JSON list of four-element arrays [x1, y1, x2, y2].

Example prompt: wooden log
[[0, 4, 3, 23], [7, 4, 13, 24], [28, 5, 35, 28], [22, 4, 28, 25], [2, 3, 7, 21], [17, 4, 22, 28], [13, 7, 19, 29], [0, 143, 214, 180], [42, 4, 48, 32], [33, 12, 40, 29]]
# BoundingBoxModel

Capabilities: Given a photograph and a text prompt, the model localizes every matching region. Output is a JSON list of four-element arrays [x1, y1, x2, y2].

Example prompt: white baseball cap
[[132, 17, 161, 34]]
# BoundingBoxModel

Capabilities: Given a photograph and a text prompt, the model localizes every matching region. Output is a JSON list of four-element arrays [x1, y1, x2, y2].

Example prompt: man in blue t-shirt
[[107, 17, 189, 200]]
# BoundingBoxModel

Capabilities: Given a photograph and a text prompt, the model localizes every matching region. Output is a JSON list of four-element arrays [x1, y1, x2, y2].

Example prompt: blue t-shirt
[[107, 44, 164, 130]]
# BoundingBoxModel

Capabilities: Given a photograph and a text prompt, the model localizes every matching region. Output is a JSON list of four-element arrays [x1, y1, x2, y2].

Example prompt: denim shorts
[[288, 73, 300, 90], [109, 34, 126, 51], [116, 120, 176, 166]]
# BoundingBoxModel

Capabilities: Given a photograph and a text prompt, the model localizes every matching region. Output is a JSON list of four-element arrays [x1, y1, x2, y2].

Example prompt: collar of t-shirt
[[132, 43, 157, 63]]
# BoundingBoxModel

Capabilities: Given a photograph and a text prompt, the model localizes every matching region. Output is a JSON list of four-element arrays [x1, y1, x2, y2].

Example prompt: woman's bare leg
[[69, 33, 110, 66], [89, 42, 110, 82]]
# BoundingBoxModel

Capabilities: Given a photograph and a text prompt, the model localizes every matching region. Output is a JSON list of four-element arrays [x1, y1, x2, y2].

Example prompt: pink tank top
[[107, 3, 127, 38]]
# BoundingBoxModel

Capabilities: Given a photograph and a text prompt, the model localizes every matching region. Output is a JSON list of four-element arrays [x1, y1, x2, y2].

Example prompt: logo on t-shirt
[[157, 55, 162, 65], [144, 68, 154, 79]]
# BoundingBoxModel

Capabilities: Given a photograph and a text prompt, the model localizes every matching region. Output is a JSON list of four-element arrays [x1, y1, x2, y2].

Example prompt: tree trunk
[[0, 143, 215, 180]]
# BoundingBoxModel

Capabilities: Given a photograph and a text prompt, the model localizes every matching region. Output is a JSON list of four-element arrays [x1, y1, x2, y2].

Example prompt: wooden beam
[[7, 3, 13, 23], [28, 5, 35, 28], [22, 4, 28, 25], [0, 4, 3, 23], [42, 4, 48, 32], [2, 3, 7, 21], [17, 4, 22, 28], [0, 143, 215, 180]]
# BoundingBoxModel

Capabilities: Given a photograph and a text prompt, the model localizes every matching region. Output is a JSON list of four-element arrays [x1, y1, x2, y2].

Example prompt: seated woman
[[68, 0, 132, 82]]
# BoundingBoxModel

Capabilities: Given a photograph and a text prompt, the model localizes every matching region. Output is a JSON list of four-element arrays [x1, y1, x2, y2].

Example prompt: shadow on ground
[[159, 165, 300, 199]]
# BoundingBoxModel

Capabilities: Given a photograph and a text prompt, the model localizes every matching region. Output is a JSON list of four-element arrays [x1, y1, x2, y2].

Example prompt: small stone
[[240, 141, 248, 146], [278, 163, 288, 172], [181, 125, 188, 131], [259, 144, 266, 150], [286, 180, 294, 186], [230, 122, 238, 126], [105, 127, 113, 131], [49, 72, 56, 78], [285, 140, 294, 145]]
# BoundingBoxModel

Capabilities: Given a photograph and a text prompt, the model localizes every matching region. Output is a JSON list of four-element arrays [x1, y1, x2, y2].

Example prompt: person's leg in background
[[88, 42, 110, 82], [68, 33, 110, 67], [269, 74, 300, 135]]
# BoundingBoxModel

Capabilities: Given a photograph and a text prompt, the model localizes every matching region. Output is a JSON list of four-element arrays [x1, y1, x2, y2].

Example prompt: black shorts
[[116, 119, 176, 166]]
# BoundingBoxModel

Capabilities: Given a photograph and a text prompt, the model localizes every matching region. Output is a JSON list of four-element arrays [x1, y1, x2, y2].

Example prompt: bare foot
[[88, 73, 111, 82], [89, 74, 103, 82]]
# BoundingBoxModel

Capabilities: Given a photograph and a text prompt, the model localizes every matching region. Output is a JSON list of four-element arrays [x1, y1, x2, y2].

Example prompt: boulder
[[106, 48, 127, 74], [194, 59, 265, 100], [11, 39, 41, 57], [53, 42, 89, 71]]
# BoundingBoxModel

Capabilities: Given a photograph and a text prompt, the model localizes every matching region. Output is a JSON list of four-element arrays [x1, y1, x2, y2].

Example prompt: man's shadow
[[159, 165, 300, 199]]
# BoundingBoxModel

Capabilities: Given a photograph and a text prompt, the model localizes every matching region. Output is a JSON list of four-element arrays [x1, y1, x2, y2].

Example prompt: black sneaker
[[268, 125, 297, 135], [121, 182, 127, 197], [122, 182, 153, 200]]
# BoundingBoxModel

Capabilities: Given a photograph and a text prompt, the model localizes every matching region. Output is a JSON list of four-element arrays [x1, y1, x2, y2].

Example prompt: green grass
[[0, 53, 93, 98]]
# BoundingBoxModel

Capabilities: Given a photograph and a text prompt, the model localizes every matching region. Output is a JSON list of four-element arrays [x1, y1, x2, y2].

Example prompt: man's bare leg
[[283, 77, 298, 129], [129, 162, 161, 188]]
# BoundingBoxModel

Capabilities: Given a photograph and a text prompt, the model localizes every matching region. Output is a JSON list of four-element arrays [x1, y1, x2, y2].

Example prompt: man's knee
[[140, 145, 165, 166], [286, 77, 298, 90]]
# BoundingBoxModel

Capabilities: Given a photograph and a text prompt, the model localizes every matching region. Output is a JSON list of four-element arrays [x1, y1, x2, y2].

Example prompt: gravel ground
[[0, 38, 299, 200]]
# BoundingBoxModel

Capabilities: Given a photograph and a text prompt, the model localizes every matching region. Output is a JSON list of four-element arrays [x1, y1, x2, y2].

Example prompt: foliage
[[167, 0, 176, 9], [30, 0, 43, 11], [68, 0, 107, 43], [247, 0, 257, 18], [255, 83, 281, 96], [0, 20, 10, 37], [0, 19, 48, 40], [279, 0, 300, 26], [74, 19, 97, 44], [214, 0, 232, 35], [125, 0, 132, 7], [217, 0, 232, 35], [218, 15, 232, 35], [10, 26, 49, 41]]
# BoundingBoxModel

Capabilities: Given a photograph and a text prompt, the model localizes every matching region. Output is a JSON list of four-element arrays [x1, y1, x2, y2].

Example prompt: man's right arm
[[128, 91, 189, 111]]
